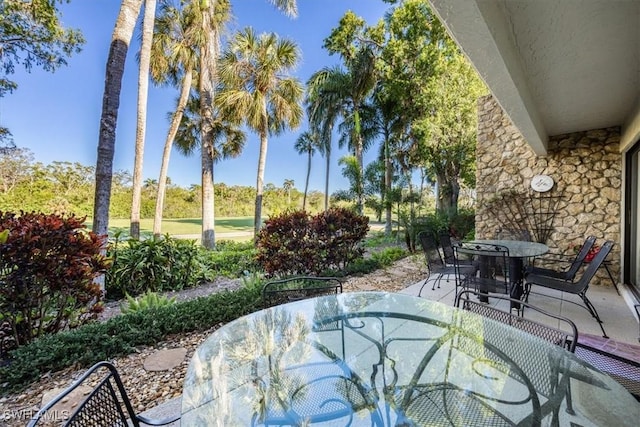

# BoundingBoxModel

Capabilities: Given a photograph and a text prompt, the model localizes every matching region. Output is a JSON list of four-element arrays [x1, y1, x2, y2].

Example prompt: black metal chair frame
[[453, 241, 510, 298], [455, 289, 578, 422], [416, 231, 457, 295], [526, 235, 597, 281], [455, 289, 578, 352], [524, 240, 614, 338], [262, 276, 343, 308], [27, 361, 179, 427]]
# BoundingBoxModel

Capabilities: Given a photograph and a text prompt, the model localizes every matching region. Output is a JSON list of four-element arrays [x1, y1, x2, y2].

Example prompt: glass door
[[625, 142, 640, 297]]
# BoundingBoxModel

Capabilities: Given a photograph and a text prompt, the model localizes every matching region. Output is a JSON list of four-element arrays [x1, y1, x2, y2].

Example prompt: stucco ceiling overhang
[[428, 0, 640, 154]]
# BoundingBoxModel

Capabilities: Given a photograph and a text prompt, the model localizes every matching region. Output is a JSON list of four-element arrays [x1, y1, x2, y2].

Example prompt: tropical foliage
[[0, 0, 84, 146], [0, 211, 109, 349], [256, 208, 369, 276], [217, 27, 304, 235]]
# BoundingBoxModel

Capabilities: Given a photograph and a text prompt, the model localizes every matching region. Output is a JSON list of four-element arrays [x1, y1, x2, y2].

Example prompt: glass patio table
[[181, 292, 640, 426]]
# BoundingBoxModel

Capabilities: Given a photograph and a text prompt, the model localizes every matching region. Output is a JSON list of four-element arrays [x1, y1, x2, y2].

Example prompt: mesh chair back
[[454, 242, 510, 294], [262, 276, 343, 308], [564, 235, 597, 281], [574, 342, 640, 400], [439, 232, 456, 265], [495, 228, 532, 241], [417, 231, 445, 272], [28, 362, 140, 427], [572, 240, 613, 292], [455, 290, 577, 352]]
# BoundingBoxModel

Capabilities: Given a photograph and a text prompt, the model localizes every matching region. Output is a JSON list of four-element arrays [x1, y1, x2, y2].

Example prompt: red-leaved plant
[[256, 208, 369, 277], [0, 211, 109, 353]]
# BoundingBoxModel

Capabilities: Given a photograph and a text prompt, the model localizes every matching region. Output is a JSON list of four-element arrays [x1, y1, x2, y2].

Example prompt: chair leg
[[602, 262, 620, 295], [579, 292, 608, 338], [418, 276, 433, 297], [432, 274, 443, 290]]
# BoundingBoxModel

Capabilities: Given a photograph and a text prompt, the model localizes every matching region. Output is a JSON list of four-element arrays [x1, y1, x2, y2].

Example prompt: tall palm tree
[[93, 0, 143, 239], [174, 94, 246, 247], [150, 1, 201, 238], [305, 70, 343, 211], [130, 0, 157, 240], [294, 130, 319, 210], [217, 28, 303, 236], [282, 178, 294, 206], [306, 47, 377, 214]]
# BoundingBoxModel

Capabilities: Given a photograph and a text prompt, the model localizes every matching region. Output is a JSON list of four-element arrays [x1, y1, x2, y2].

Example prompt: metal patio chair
[[416, 231, 457, 295], [453, 241, 510, 297], [525, 235, 597, 281], [525, 240, 614, 338], [574, 342, 640, 401], [27, 361, 179, 427], [262, 276, 343, 308], [455, 289, 578, 352]]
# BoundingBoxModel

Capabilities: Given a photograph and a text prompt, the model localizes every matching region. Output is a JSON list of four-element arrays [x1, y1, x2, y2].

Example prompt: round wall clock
[[530, 174, 554, 192]]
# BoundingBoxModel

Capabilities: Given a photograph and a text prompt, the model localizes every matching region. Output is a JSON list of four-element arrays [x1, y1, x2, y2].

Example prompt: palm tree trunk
[[153, 71, 192, 237], [130, 0, 156, 240], [199, 4, 218, 249], [355, 137, 364, 215], [384, 138, 392, 236], [93, 0, 142, 293], [255, 113, 269, 235], [303, 151, 311, 210], [324, 135, 331, 211], [93, 0, 142, 238], [324, 155, 331, 210]]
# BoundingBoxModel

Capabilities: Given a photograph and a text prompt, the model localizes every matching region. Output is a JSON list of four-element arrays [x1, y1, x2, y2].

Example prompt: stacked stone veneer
[[477, 95, 621, 286]]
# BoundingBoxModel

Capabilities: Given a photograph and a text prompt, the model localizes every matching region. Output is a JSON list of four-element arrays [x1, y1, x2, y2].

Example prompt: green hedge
[[0, 285, 262, 395]]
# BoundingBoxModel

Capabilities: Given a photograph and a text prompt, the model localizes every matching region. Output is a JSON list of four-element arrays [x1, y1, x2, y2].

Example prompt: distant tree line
[[0, 148, 325, 219]]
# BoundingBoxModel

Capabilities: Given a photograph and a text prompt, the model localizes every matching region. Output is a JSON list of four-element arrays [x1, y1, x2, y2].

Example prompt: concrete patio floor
[[402, 276, 640, 358]]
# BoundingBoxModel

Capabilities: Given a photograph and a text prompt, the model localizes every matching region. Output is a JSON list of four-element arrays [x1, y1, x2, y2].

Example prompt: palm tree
[[93, 0, 143, 239], [339, 155, 363, 207], [282, 178, 294, 206], [130, 0, 158, 240], [305, 70, 343, 211], [217, 28, 303, 236], [174, 94, 246, 247], [149, 1, 200, 238], [294, 130, 319, 210], [305, 47, 377, 214]]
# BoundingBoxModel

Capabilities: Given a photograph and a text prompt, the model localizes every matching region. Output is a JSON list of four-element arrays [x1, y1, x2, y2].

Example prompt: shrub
[[256, 208, 369, 277], [105, 235, 201, 299], [0, 211, 108, 351], [414, 209, 476, 247], [120, 291, 177, 314], [105, 237, 258, 300], [0, 284, 263, 394], [343, 246, 408, 276], [201, 242, 259, 278], [311, 208, 369, 270]]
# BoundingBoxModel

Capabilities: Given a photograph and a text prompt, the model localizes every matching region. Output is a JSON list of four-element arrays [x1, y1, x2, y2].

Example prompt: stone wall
[[476, 95, 622, 285]]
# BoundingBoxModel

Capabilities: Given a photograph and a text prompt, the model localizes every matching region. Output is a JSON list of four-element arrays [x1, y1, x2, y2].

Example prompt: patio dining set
[[27, 232, 640, 426]]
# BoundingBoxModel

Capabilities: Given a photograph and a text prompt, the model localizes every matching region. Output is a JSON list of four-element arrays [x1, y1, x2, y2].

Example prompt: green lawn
[[90, 217, 254, 237], [89, 216, 386, 241]]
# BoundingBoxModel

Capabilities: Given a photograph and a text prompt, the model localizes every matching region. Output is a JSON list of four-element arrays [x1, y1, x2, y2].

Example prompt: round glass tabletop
[[470, 239, 549, 258], [181, 292, 640, 426]]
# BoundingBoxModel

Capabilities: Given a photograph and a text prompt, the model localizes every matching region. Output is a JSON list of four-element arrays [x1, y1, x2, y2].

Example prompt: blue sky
[[2, 0, 389, 194]]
